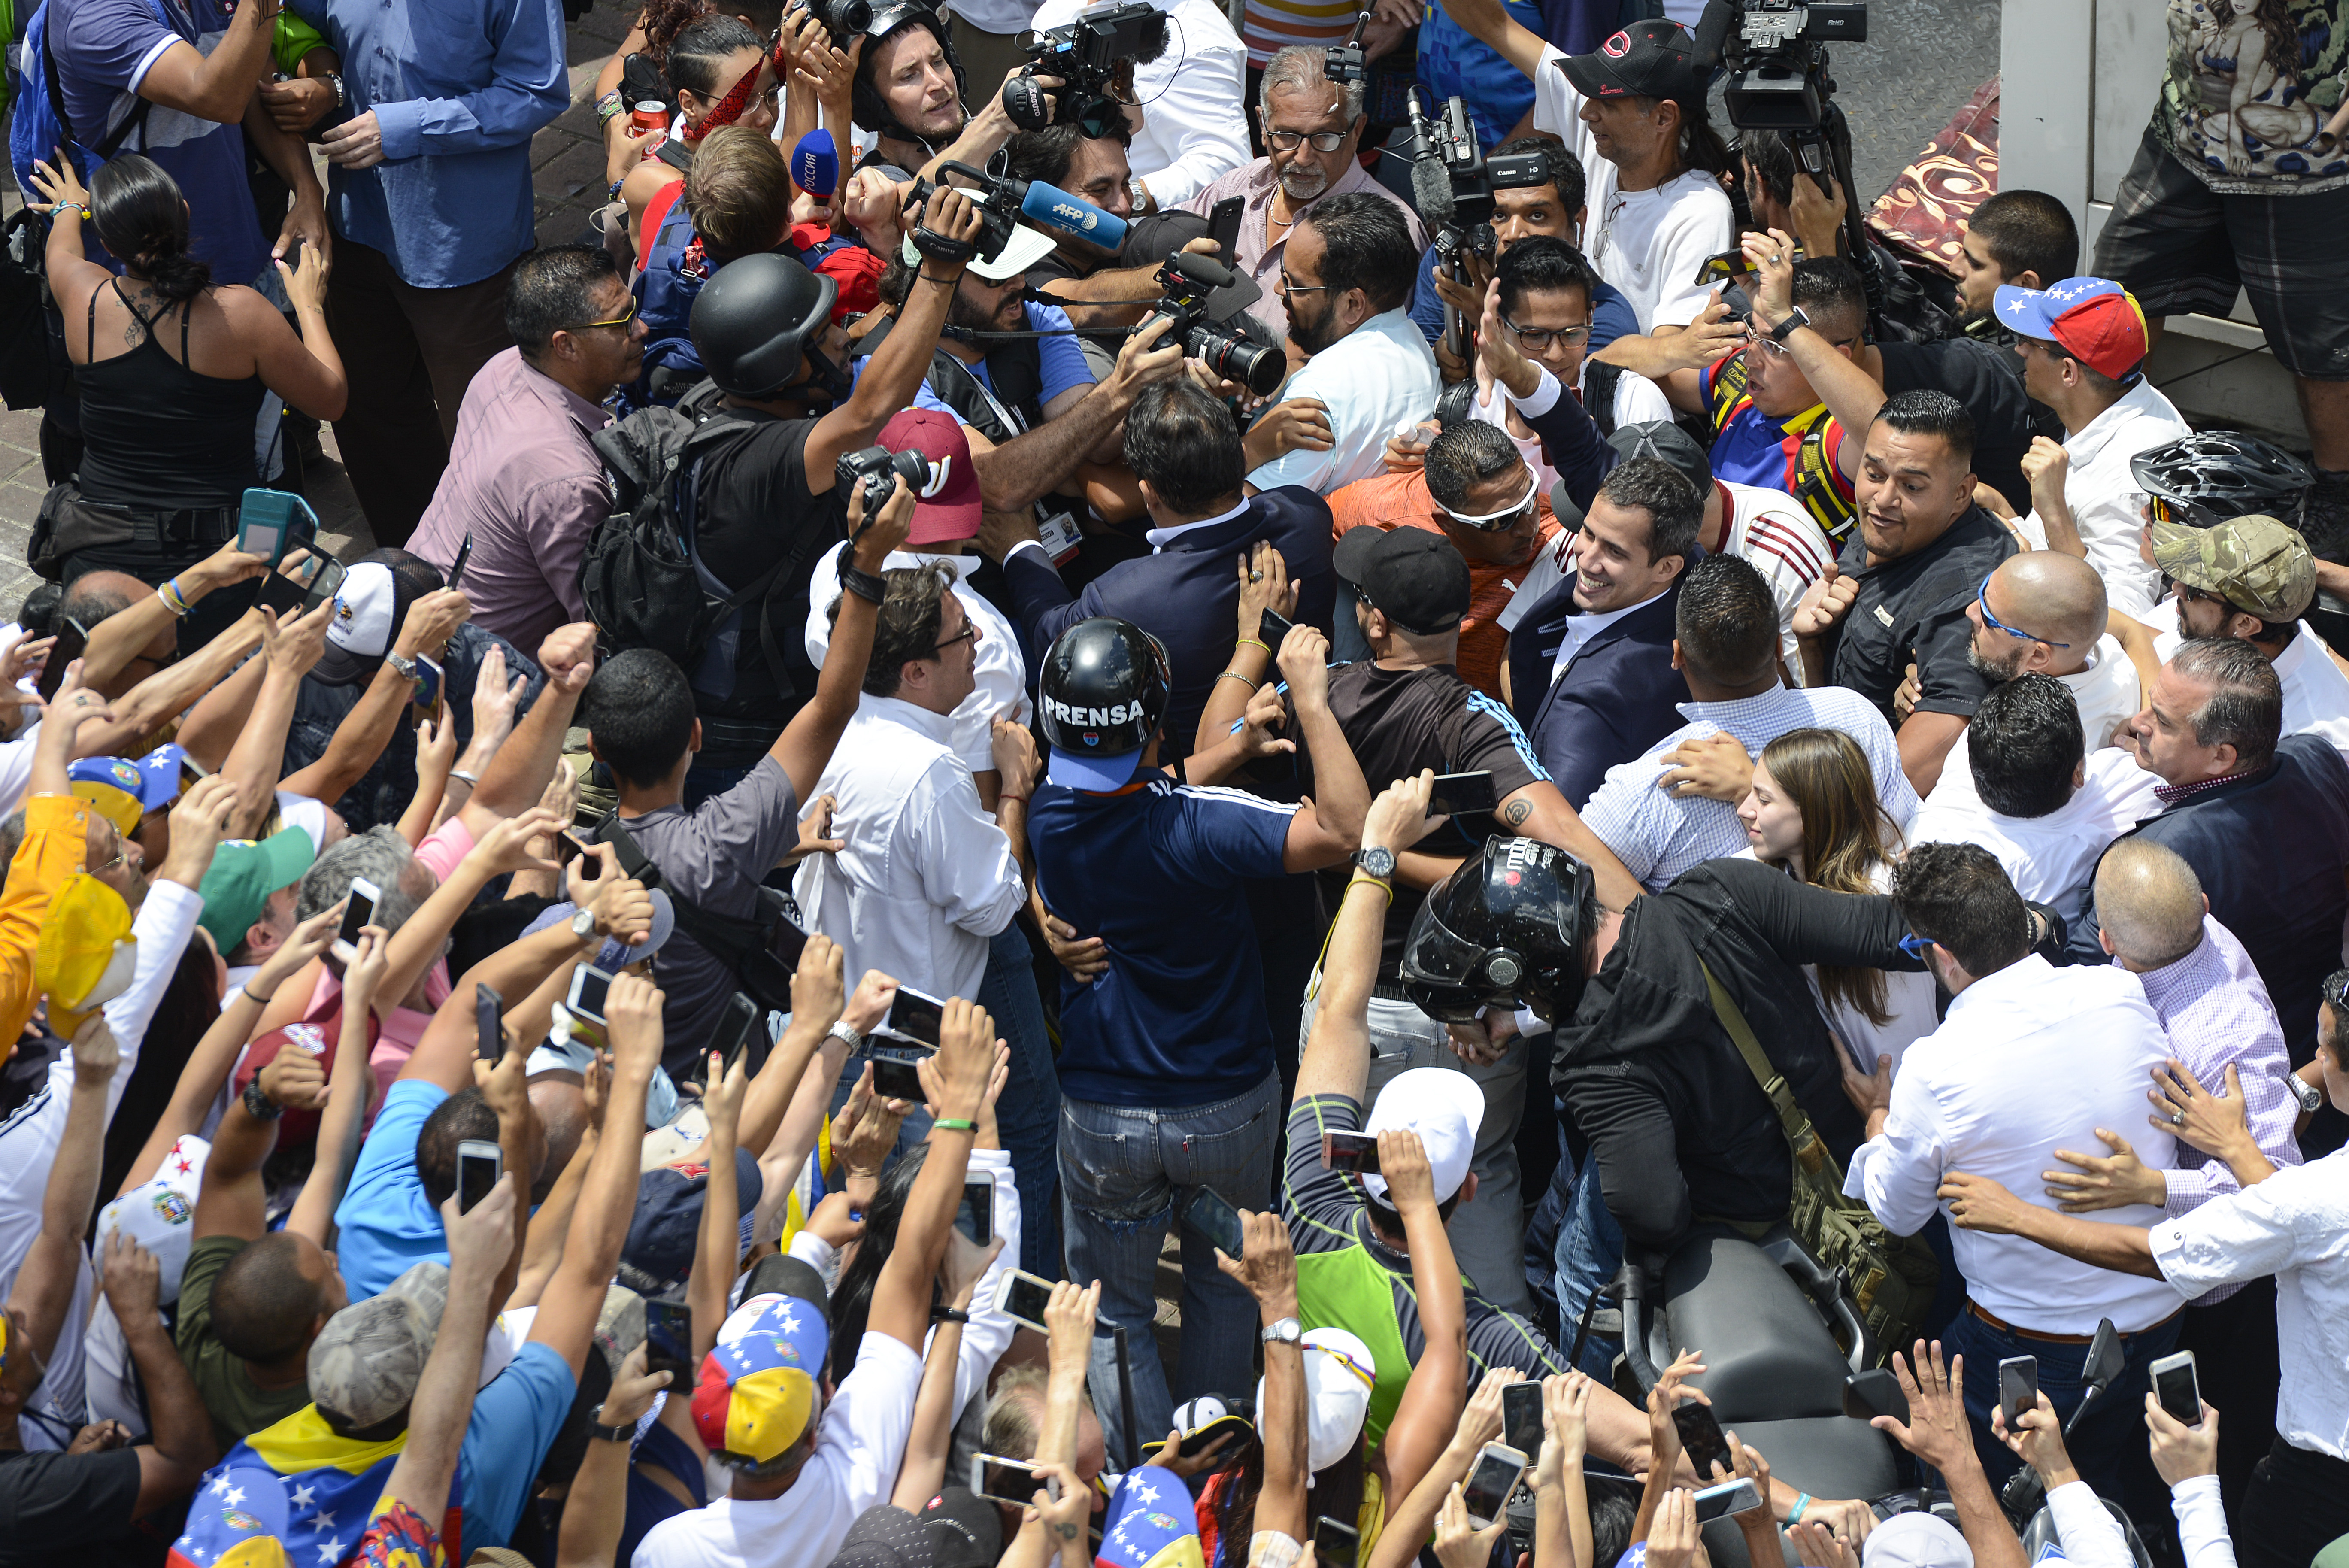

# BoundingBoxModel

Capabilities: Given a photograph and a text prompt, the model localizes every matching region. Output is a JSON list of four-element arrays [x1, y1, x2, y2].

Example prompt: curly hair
[[640, 0, 713, 68]]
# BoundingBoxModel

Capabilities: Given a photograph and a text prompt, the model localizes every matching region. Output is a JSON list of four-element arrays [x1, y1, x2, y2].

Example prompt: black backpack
[[580, 383, 800, 697]]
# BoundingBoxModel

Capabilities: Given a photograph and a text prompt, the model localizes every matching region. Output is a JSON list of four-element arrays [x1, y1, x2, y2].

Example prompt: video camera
[[1002, 0, 1168, 140], [836, 444, 936, 520], [904, 159, 1128, 263], [1322, 8, 1371, 85], [1400, 90, 1558, 353], [1692, 0, 1867, 133], [1138, 251, 1283, 397]]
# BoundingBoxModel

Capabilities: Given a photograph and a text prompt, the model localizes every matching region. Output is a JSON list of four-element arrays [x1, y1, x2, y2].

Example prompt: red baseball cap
[[1991, 277, 2150, 381], [879, 409, 983, 546]]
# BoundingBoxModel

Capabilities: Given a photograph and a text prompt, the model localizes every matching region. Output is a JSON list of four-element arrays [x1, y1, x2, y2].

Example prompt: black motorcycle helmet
[[1038, 618, 1170, 790], [2130, 431, 2314, 531], [849, 0, 968, 147], [1400, 837, 1597, 1024], [690, 252, 843, 401]]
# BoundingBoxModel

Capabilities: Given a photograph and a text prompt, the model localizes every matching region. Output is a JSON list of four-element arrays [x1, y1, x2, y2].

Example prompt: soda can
[[631, 101, 669, 133]]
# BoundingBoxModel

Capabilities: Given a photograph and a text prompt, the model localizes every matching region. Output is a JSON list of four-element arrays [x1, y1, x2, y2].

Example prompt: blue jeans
[[1550, 1138, 1625, 1378], [1059, 1071, 1283, 1470], [1943, 1304, 2181, 1514], [980, 923, 1062, 1278]]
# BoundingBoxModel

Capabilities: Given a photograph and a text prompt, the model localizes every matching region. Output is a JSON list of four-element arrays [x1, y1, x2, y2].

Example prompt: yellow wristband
[[1348, 870, 1394, 903]]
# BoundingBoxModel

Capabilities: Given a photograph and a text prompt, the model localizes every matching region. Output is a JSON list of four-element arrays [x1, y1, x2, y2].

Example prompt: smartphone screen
[[449, 533, 474, 590], [555, 831, 592, 868], [2150, 1352, 2201, 1426], [998, 1270, 1054, 1331], [712, 992, 760, 1077], [569, 965, 614, 1027], [886, 986, 946, 1047], [1427, 770, 1499, 816], [455, 1140, 502, 1213], [238, 513, 285, 566], [1207, 195, 1243, 262], [476, 982, 505, 1064], [1692, 1479, 1760, 1523], [973, 1454, 1055, 1508], [35, 616, 88, 704], [1998, 1356, 2038, 1435], [302, 556, 348, 614], [1257, 606, 1296, 646], [1502, 1380, 1544, 1454], [1312, 1516, 1359, 1568], [1186, 1187, 1245, 1258], [957, 1175, 994, 1246], [410, 655, 444, 716], [870, 1049, 928, 1102], [643, 1299, 695, 1385], [1322, 1130, 1381, 1174], [332, 876, 378, 962], [1671, 1400, 1732, 1479], [1460, 1445, 1526, 1527]]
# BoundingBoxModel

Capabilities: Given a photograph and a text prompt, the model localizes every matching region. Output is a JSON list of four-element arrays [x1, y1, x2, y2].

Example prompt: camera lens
[[890, 449, 936, 494], [1074, 94, 1122, 139], [1188, 327, 1284, 398]]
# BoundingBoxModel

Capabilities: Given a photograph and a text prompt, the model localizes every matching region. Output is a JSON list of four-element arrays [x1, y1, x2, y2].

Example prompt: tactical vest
[[1707, 353, 1858, 547]]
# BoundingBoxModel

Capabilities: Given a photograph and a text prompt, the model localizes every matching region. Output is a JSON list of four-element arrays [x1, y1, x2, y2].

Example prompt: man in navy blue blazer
[[987, 381, 1338, 762], [1504, 458, 1701, 808]]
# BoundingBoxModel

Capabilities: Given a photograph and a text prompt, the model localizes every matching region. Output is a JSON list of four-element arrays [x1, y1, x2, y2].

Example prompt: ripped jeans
[[1058, 1071, 1283, 1469]]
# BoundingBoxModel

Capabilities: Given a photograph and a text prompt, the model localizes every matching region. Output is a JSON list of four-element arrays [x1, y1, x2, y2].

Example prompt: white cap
[[325, 562, 398, 658], [1862, 1513, 1974, 1568], [900, 222, 1059, 285], [1361, 1068, 1485, 1204], [1171, 1396, 1233, 1432], [97, 1135, 208, 1304], [1255, 1327, 1376, 1473], [274, 791, 332, 855]]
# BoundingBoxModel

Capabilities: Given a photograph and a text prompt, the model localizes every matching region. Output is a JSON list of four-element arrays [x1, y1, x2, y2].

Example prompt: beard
[[1277, 160, 1331, 202], [1287, 297, 1339, 355], [1966, 640, 2028, 683], [948, 286, 1014, 336]]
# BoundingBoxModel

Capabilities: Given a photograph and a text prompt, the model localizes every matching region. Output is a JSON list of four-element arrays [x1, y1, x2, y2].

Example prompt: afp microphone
[[1000, 175, 1128, 251]]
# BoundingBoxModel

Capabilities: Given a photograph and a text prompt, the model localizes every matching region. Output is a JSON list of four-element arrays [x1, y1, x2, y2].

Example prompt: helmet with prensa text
[[1038, 617, 1170, 792], [1400, 837, 1596, 1025]]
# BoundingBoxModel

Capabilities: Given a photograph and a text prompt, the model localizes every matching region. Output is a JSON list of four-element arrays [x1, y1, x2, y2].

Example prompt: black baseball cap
[[1608, 420, 1713, 497], [1562, 21, 1701, 106], [1336, 526, 1472, 636]]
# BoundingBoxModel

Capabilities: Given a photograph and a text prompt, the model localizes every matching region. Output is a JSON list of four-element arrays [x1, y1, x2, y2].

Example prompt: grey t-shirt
[[624, 757, 800, 1074]]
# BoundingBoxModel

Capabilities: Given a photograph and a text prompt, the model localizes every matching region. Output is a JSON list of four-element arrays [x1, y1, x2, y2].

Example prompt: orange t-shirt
[[1328, 470, 1563, 701]]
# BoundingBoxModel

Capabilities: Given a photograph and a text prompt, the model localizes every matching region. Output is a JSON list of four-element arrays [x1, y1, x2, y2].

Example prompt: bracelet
[[159, 579, 192, 617], [917, 269, 960, 287], [241, 983, 276, 1006], [1347, 870, 1394, 903], [64, 203, 91, 221], [606, 178, 625, 202], [931, 1305, 970, 1324], [1213, 669, 1257, 690], [242, 1078, 285, 1120], [1786, 1494, 1811, 1524], [997, 793, 1029, 806], [838, 560, 888, 604], [448, 768, 481, 786], [933, 1117, 977, 1133], [595, 88, 625, 124], [1236, 637, 1273, 658]]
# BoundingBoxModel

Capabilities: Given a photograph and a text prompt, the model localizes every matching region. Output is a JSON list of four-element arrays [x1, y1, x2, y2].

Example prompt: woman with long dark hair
[[28, 152, 346, 647], [1737, 727, 1937, 1076]]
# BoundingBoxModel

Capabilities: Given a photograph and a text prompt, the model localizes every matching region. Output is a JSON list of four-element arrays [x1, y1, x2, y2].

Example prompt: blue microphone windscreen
[[1019, 180, 1128, 250], [791, 130, 839, 198]]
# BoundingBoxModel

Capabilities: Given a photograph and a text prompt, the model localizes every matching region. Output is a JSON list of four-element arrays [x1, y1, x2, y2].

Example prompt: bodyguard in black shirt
[[1791, 389, 2016, 796]]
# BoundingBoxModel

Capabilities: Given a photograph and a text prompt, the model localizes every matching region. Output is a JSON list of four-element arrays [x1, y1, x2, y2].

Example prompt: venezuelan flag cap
[[67, 755, 151, 836], [693, 1291, 829, 1463], [1094, 1470, 1205, 1568], [1991, 276, 2150, 382]]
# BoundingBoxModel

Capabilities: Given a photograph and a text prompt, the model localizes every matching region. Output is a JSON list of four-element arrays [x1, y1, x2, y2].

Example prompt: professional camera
[[836, 444, 936, 520], [797, 0, 874, 42], [1001, 0, 1168, 139], [1138, 251, 1283, 397], [1692, 0, 1866, 132], [904, 159, 1130, 263]]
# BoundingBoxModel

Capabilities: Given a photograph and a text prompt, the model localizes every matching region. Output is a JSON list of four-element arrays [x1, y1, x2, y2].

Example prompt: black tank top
[[75, 279, 266, 511]]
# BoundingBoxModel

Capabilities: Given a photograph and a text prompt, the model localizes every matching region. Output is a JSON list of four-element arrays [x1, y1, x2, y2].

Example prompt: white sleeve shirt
[[2170, 1476, 2237, 1568], [2045, 1480, 2136, 1568], [1022, 0, 1249, 210]]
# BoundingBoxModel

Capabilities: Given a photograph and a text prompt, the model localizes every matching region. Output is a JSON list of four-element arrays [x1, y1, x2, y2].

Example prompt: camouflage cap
[[307, 1260, 448, 1428], [2149, 513, 2315, 623]]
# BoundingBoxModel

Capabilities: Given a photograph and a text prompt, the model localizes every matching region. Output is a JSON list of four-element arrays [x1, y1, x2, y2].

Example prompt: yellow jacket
[[0, 795, 92, 1051]]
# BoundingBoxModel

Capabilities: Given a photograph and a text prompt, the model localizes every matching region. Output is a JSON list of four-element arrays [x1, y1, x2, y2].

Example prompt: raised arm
[[76, 615, 267, 759], [6, 1016, 119, 1372], [688, 1046, 750, 1365], [1376, 1128, 1469, 1503], [771, 476, 916, 804], [872, 1000, 996, 1350], [1367, 1371, 1515, 1568], [1216, 1210, 1307, 1540], [1294, 774, 1441, 1104], [1869, 1341, 2028, 1568], [98, 1231, 218, 1516], [222, 595, 334, 837], [889, 1229, 998, 1508], [556, 1346, 672, 1568], [1276, 625, 1368, 870], [279, 589, 470, 804], [1433, 0, 1549, 80], [288, 926, 391, 1242], [1740, 231, 1885, 486]]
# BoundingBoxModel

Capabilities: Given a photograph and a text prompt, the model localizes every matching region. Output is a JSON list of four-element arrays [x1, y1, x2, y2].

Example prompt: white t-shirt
[[1925, 635, 2144, 813], [1718, 480, 1835, 684], [632, 1331, 926, 1568], [1530, 46, 1734, 331], [1909, 746, 2164, 915], [1249, 310, 1443, 496]]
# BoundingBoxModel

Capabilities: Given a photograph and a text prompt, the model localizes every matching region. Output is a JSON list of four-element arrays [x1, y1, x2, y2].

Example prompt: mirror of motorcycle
[[2079, 1318, 2124, 1397], [1842, 1367, 1909, 1425]]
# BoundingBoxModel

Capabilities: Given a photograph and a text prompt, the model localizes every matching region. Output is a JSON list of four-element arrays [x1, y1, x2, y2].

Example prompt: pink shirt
[[310, 815, 480, 1107], [1183, 155, 1431, 340], [409, 347, 609, 648]]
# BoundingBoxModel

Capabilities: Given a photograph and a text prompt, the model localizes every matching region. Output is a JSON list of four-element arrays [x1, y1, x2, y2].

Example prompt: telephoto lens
[[1185, 324, 1284, 398]]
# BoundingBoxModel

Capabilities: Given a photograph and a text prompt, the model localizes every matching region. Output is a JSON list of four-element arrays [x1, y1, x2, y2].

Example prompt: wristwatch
[[325, 72, 346, 111], [1261, 1316, 1302, 1345], [2287, 1070, 2324, 1114], [242, 1077, 285, 1121], [571, 907, 599, 940], [1352, 846, 1396, 881], [588, 1405, 635, 1443], [386, 652, 418, 681], [1766, 306, 1812, 343], [827, 1019, 866, 1053], [1127, 174, 1149, 212]]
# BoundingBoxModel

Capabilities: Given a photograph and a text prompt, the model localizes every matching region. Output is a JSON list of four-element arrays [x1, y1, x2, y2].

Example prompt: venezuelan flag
[[168, 1406, 463, 1568], [1095, 1470, 1207, 1568]]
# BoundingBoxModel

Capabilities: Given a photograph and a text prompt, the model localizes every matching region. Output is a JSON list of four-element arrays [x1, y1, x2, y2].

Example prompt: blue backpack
[[9, 0, 171, 194]]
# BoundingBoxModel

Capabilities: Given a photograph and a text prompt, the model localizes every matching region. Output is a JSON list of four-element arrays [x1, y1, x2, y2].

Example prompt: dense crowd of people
[[3, 0, 2348, 1566]]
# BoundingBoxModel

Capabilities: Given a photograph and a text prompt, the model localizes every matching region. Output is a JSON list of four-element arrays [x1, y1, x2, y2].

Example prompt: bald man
[[2042, 836, 2304, 1513], [1921, 551, 2142, 813]]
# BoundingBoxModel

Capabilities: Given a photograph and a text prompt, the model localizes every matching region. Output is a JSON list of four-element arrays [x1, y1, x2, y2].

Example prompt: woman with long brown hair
[[1736, 727, 1937, 1076]]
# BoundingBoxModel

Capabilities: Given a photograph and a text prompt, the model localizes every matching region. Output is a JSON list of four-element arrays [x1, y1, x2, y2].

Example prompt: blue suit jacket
[[1000, 487, 1337, 760], [1503, 575, 1689, 809]]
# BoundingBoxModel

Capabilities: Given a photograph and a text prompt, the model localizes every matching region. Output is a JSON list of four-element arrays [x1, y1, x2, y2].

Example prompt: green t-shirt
[[176, 1234, 315, 1454]]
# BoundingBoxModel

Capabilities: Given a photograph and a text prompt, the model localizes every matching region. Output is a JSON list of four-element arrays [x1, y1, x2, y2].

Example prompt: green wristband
[[933, 1118, 977, 1133]]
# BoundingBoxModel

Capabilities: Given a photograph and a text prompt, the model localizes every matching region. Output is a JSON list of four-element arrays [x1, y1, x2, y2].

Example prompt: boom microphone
[[1691, 0, 1735, 69]]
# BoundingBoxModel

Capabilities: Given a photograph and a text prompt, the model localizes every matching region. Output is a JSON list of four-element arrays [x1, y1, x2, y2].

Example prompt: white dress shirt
[[2153, 1146, 2349, 1459], [1579, 680, 1917, 893], [1924, 635, 2143, 810], [1247, 309, 1441, 496], [1908, 746, 2162, 917], [1844, 954, 2184, 1334], [792, 695, 1026, 1006], [804, 543, 1031, 777], [2012, 378, 2193, 618], [1027, 0, 1249, 211], [1143, 497, 1251, 550], [1529, 46, 1733, 329]]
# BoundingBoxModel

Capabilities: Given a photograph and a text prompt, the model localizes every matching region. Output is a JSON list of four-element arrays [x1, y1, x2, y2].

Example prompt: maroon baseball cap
[[1563, 20, 1701, 105], [879, 409, 983, 546]]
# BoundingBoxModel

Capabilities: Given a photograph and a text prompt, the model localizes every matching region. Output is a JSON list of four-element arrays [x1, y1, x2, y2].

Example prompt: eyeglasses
[[1898, 931, 1935, 962], [1265, 129, 1348, 152], [1439, 479, 1539, 531], [1278, 270, 1334, 295], [1747, 325, 1860, 358], [1976, 570, 2071, 647], [1503, 316, 1589, 352], [931, 621, 977, 654], [574, 297, 639, 332]]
